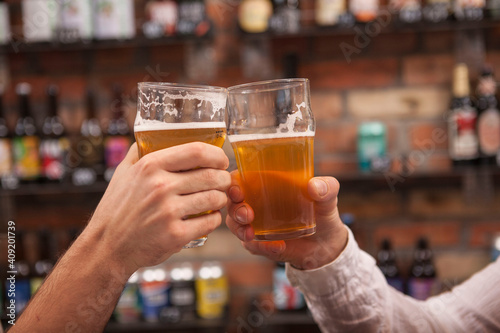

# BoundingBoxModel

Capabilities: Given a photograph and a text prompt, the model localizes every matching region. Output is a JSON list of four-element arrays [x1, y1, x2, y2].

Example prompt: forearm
[[12, 225, 130, 332], [286, 227, 456, 333]]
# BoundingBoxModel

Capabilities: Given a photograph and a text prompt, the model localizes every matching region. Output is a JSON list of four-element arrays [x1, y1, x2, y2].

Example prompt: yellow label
[[195, 277, 229, 319]]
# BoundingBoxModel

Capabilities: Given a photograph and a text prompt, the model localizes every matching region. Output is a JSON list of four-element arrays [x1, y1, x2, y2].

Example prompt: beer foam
[[134, 120, 227, 132], [228, 131, 314, 143], [137, 86, 226, 125]]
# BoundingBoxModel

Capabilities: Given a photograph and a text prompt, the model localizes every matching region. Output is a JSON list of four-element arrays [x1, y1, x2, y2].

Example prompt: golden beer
[[135, 122, 226, 157], [230, 133, 315, 240]]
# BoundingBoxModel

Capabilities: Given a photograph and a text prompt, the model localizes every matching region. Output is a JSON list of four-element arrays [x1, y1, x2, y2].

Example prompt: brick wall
[[2, 0, 500, 320]]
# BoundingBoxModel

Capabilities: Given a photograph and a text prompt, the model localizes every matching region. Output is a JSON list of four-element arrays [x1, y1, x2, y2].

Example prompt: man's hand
[[226, 174, 348, 270], [83, 142, 232, 275]]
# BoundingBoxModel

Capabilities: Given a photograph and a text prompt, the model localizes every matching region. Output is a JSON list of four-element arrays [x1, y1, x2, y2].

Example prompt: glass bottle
[[448, 63, 479, 167], [423, 0, 451, 22], [39, 85, 69, 183], [0, 89, 13, 182], [238, 0, 274, 33], [407, 237, 438, 300], [377, 239, 404, 293], [104, 84, 131, 182], [0, 0, 11, 45], [13, 83, 41, 182], [475, 65, 500, 167]]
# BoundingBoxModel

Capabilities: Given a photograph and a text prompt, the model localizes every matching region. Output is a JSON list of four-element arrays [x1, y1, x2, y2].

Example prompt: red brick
[[311, 35, 365, 61], [422, 31, 454, 53], [38, 50, 86, 74], [373, 221, 461, 249], [94, 47, 138, 72], [367, 32, 418, 57], [54, 76, 88, 101], [149, 44, 185, 68], [485, 51, 500, 75], [300, 58, 399, 90], [403, 54, 454, 86], [315, 121, 357, 155], [468, 221, 500, 247], [409, 121, 448, 151], [316, 156, 359, 176], [338, 191, 403, 219], [310, 91, 343, 121]]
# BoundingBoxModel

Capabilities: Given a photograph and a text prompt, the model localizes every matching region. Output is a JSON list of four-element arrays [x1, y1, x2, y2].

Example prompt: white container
[[59, 0, 93, 41], [93, 0, 135, 40], [22, 0, 59, 43], [0, 2, 11, 45]]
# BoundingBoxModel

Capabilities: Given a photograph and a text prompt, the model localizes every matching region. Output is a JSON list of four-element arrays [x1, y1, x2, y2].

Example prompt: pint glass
[[134, 82, 227, 248], [227, 79, 316, 241]]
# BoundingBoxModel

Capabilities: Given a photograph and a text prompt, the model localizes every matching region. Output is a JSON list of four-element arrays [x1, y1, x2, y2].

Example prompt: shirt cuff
[[286, 226, 360, 297]]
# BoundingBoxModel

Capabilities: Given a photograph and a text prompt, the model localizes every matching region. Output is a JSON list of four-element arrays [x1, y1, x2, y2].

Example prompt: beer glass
[[227, 79, 316, 241], [134, 82, 227, 248]]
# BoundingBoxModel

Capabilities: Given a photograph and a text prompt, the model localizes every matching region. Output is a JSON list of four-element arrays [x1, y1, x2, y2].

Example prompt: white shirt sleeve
[[286, 226, 500, 333]]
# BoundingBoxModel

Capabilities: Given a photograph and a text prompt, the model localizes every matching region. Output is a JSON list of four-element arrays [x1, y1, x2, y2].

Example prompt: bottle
[[0, 0, 11, 45], [269, 0, 301, 34], [166, 262, 197, 322], [454, 0, 485, 20], [195, 261, 229, 319], [407, 237, 438, 300], [176, 0, 211, 37], [5, 230, 31, 315], [475, 65, 500, 167], [238, 0, 274, 33], [0, 89, 14, 183], [39, 85, 69, 183], [273, 262, 306, 311], [448, 63, 479, 167], [114, 271, 141, 323], [349, 0, 379, 22], [71, 89, 104, 186], [104, 84, 131, 182], [423, 0, 451, 22], [138, 265, 170, 323], [376, 239, 404, 293], [30, 228, 54, 296], [13, 83, 41, 182], [391, 0, 423, 23]]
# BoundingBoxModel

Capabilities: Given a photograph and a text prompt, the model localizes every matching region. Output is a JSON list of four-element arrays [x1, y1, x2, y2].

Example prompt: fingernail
[[314, 179, 328, 197], [235, 206, 248, 223], [228, 186, 240, 200]]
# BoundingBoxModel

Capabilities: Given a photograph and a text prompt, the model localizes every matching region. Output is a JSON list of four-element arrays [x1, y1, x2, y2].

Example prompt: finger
[[172, 168, 231, 195], [148, 142, 230, 172], [111, 143, 138, 180], [225, 214, 254, 241], [180, 210, 223, 242], [178, 190, 228, 218], [227, 202, 254, 226], [227, 171, 245, 203], [243, 240, 286, 260], [308, 177, 340, 215]]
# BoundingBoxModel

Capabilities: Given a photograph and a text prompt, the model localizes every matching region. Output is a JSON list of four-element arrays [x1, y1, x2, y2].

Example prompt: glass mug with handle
[[134, 82, 227, 248], [227, 78, 316, 241]]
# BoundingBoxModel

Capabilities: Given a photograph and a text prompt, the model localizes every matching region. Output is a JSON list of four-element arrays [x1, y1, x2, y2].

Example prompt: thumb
[[308, 177, 340, 216]]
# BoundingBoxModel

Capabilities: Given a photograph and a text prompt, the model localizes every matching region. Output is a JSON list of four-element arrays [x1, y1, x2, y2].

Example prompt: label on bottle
[[407, 277, 435, 300], [350, 0, 379, 22], [477, 108, 500, 156], [13, 136, 41, 180], [59, 0, 93, 41], [0, 3, 11, 45], [94, 0, 135, 40], [316, 0, 346, 26], [448, 108, 479, 160], [238, 0, 273, 33], [115, 282, 141, 323], [0, 138, 13, 177], [40, 137, 69, 181], [139, 281, 169, 322], [196, 276, 229, 319], [273, 266, 305, 310], [104, 136, 130, 169], [22, 0, 59, 43]]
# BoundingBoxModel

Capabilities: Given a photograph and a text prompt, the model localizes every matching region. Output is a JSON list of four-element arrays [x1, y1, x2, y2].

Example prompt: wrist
[[289, 224, 348, 270]]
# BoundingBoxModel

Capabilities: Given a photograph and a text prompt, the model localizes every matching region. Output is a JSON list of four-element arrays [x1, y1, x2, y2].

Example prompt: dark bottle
[[71, 89, 104, 186], [423, 0, 451, 22], [39, 84, 68, 182], [475, 66, 500, 167], [407, 237, 438, 300], [269, 0, 301, 34], [13, 83, 41, 182], [453, 0, 484, 20], [165, 262, 197, 323], [448, 63, 478, 167], [30, 228, 54, 296], [104, 84, 131, 182], [273, 261, 306, 311], [176, 0, 211, 37], [392, 0, 423, 23], [5, 231, 31, 315], [0, 89, 14, 182], [376, 239, 404, 293]]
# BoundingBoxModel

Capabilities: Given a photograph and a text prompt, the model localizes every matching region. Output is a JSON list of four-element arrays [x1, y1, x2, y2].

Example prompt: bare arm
[[11, 142, 231, 332]]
